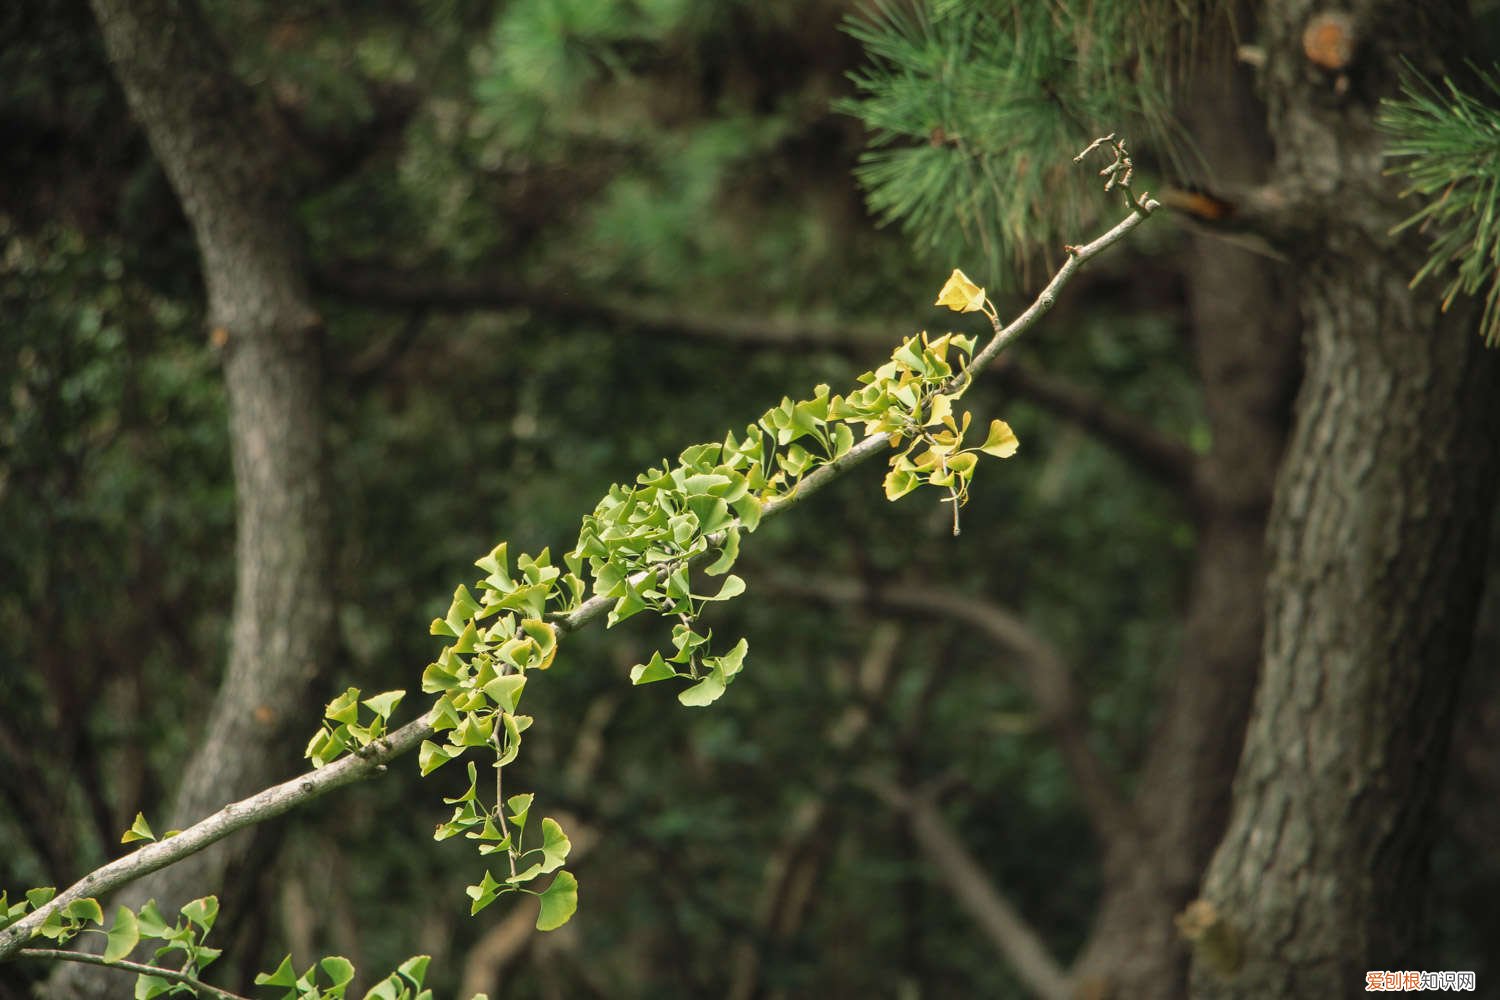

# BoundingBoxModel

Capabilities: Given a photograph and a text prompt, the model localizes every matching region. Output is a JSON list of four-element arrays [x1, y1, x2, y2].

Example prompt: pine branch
[[1380, 63, 1500, 346], [838, 0, 1185, 278]]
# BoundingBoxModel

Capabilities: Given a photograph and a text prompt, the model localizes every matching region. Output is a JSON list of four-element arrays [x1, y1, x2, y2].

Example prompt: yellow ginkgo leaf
[[979, 419, 1019, 458], [926, 393, 954, 427], [935, 269, 987, 313]]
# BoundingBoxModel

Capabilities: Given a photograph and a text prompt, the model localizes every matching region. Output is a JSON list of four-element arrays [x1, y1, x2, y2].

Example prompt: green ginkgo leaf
[[535, 871, 578, 931]]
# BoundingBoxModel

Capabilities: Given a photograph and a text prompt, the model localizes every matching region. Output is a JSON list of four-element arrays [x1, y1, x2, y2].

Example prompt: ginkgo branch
[[0, 175, 1157, 965], [553, 192, 1159, 634], [0, 717, 434, 959]]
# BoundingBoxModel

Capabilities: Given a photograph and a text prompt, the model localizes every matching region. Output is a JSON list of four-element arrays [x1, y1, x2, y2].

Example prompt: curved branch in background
[[769, 574, 1139, 856], [1157, 183, 1313, 247], [2, 192, 1158, 969], [726, 622, 903, 1000], [866, 778, 1071, 1000], [313, 264, 1197, 493], [988, 357, 1198, 493]]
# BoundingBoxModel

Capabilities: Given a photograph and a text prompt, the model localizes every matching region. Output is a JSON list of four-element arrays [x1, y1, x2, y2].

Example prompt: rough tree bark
[[1191, 1, 1500, 996], [1069, 32, 1302, 998], [52, 0, 336, 994]]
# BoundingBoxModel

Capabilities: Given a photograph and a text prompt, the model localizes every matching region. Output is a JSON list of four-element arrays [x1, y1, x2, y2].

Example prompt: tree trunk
[[1070, 30, 1300, 999], [1190, 2, 1500, 996], [52, 0, 335, 994]]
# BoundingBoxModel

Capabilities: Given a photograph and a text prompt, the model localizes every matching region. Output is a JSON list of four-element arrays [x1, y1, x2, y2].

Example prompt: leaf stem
[[492, 734, 518, 880]]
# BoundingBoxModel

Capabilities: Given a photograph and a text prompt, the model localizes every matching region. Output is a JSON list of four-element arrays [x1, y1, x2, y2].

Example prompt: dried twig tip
[[1076, 133, 1149, 214]]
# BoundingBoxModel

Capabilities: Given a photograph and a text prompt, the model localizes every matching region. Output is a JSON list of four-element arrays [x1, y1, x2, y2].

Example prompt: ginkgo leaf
[[926, 393, 953, 427], [979, 419, 1020, 458], [535, 871, 578, 931], [884, 468, 920, 500], [121, 812, 156, 845], [935, 269, 987, 313], [104, 906, 139, 963]]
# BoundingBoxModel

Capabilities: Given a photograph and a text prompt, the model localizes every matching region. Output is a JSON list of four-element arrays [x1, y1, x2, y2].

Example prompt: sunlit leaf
[[135, 973, 172, 999], [482, 674, 527, 713], [320, 956, 356, 990], [325, 687, 361, 725], [678, 668, 727, 707], [121, 812, 156, 845], [180, 896, 218, 933], [418, 740, 453, 776], [698, 574, 745, 602], [397, 954, 430, 986], [884, 468, 919, 500], [979, 418, 1020, 458], [103, 905, 139, 963], [64, 898, 103, 925], [538, 818, 572, 874], [630, 651, 677, 684], [362, 690, 405, 721], [255, 956, 298, 989], [935, 268, 987, 313], [535, 871, 578, 931]]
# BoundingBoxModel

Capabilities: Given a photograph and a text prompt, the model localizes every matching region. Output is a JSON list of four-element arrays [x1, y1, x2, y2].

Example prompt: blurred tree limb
[[314, 263, 1199, 493]]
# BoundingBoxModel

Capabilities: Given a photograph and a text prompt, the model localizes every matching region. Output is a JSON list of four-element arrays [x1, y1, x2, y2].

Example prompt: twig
[[456, 695, 617, 998], [17, 948, 250, 1000], [494, 733, 517, 881]]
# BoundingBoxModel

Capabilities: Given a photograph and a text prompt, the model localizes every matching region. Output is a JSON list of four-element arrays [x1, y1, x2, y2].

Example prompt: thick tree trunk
[[1190, 2, 1500, 996], [51, 0, 335, 994], [1070, 34, 1300, 999]]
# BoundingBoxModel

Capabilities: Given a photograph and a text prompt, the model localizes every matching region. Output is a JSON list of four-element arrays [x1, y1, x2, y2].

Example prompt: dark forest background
[[3, 1, 1499, 998]]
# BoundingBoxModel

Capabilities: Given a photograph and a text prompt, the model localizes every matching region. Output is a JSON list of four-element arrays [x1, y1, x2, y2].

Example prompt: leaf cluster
[[4, 884, 461, 1000], [5, 888, 221, 998], [293, 270, 1020, 935], [264, 953, 447, 1000]]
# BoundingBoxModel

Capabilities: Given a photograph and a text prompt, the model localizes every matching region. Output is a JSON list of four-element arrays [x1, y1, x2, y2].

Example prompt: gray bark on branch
[[0, 712, 436, 959], [76, 8, 337, 993]]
